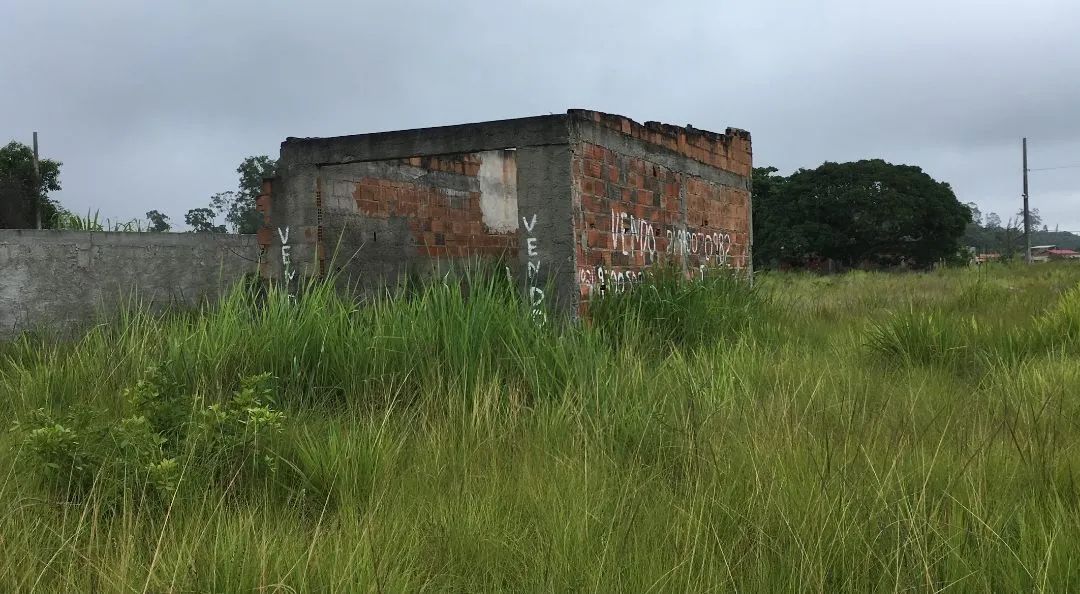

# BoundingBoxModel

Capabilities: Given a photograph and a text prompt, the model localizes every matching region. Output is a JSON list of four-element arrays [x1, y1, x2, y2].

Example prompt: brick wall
[[264, 110, 750, 318], [260, 149, 522, 295], [255, 179, 274, 277], [348, 153, 519, 260], [570, 111, 752, 314], [572, 109, 752, 177]]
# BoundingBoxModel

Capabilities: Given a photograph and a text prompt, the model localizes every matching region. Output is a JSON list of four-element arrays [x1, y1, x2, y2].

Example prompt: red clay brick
[[584, 144, 606, 160], [584, 159, 603, 179]]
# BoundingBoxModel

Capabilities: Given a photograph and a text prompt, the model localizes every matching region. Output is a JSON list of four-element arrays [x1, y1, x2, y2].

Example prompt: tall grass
[[50, 209, 148, 232], [2, 261, 1080, 591]]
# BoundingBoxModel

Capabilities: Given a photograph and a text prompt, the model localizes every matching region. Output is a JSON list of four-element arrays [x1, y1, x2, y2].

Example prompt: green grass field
[[2, 262, 1080, 592]]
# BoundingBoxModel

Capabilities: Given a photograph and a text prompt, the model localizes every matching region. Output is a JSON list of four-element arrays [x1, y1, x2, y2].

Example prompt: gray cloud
[[2, 0, 1078, 230]]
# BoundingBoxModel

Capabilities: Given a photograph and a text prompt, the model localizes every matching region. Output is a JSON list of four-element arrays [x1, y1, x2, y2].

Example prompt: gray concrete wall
[[515, 144, 576, 320], [0, 230, 259, 338]]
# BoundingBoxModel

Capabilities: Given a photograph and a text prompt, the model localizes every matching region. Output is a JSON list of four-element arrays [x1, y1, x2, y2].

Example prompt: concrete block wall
[[261, 109, 751, 318], [0, 230, 259, 338]]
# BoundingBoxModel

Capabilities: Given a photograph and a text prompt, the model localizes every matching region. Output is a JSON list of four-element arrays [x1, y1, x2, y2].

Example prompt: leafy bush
[[123, 366, 190, 444], [191, 372, 285, 484], [12, 369, 287, 506], [20, 417, 91, 494], [16, 406, 168, 503]]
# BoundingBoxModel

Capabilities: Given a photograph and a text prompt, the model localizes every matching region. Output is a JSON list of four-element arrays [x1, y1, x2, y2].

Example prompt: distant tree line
[[961, 204, 1080, 257], [0, 139, 275, 234]]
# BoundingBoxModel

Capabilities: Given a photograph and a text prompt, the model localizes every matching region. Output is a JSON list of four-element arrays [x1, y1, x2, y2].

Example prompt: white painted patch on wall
[[477, 150, 518, 233]]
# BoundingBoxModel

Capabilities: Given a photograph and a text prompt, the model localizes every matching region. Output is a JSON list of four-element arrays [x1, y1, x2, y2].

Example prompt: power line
[[1029, 164, 1080, 172]]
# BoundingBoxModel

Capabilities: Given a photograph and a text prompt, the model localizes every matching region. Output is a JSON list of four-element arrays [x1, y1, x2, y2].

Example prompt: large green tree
[[753, 160, 971, 269], [188, 155, 276, 234], [0, 141, 63, 228]]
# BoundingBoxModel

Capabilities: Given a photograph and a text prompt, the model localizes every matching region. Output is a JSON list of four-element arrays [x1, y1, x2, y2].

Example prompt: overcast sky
[[2, 0, 1078, 231]]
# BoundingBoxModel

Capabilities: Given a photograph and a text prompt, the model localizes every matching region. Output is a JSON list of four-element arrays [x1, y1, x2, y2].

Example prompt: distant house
[[1029, 245, 1080, 262], [1046, 248, 1080, 260], [968, 245, 1079, 265], [1030, 245, 1056, 263]]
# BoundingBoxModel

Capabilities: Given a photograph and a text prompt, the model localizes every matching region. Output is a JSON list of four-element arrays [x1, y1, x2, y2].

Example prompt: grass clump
[[866, 306, 976, 369], [589, 263, 767, 352], [867, 273, 1080, 371], [1032, 284, 1080, 350]]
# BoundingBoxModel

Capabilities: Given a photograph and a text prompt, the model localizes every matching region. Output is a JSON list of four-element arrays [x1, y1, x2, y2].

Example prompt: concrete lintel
[[281, 114, 571, 167], [320, 160, 479, 195]]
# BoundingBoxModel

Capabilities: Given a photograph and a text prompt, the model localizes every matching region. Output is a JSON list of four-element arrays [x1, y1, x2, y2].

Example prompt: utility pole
[[1023, 137, 1030, 264], [32, 131, 41, 230]]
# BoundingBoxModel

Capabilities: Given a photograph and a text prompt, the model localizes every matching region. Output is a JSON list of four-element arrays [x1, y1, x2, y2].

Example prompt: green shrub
[[123, 365, 190, 444], [20, 418, 91, 493], [12, 369, 288, 506], [191, 372, 285, 483], [15, 406, 167, 503]]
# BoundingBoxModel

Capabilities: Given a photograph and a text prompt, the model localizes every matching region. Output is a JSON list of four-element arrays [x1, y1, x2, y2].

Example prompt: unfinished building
[[257, 109, 752, 317]]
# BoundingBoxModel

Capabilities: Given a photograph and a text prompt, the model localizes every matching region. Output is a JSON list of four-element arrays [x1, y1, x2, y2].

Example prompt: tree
[[965, 202, 982, 227], [1015, 208, 1043, 232], [752, 159, 971, 269], [984, 212, 1002, 229], [145, 210, 171, 232], [999, 214, 1025, 260], [750, 166, 794, 267], [201, 156, 276, 234], [0, 141, 63, 228], [184, 207, 226, 233], [183, 155, 275, 233]]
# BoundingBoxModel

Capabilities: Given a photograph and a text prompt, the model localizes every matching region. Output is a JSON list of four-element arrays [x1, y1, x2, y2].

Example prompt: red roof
[[1047, 249, 1080, 256]]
